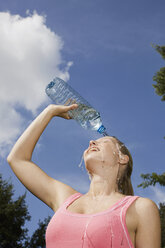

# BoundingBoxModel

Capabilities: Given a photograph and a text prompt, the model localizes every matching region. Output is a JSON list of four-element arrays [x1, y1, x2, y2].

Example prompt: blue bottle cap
[[47, 81, 55, 89], [97, 125, 106, 134]]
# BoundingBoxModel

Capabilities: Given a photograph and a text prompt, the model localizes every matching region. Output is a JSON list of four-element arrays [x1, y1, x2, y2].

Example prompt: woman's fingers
[[64, 98, 77, 106], [67, 103, 78, 110], [65, 104, 78, 119], [55, 103, 78, 119], [64, 98, 72, 106]]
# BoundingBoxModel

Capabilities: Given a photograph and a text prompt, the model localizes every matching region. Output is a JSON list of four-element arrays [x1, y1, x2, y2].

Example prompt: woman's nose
[[89, 140, 96, 146]]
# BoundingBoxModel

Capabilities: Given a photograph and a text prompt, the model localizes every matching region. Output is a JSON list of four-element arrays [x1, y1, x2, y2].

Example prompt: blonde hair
[[112, 136, 134, 196]]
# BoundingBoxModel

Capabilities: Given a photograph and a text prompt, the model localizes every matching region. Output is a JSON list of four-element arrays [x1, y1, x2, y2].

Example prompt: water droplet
[[78, 154, 84, 170]]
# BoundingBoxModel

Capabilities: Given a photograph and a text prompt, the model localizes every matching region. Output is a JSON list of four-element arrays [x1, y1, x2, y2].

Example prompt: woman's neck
[[86, 174, 119, 199]]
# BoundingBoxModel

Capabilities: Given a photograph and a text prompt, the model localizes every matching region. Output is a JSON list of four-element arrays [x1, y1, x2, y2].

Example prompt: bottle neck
[[97, 125, 108, 136]]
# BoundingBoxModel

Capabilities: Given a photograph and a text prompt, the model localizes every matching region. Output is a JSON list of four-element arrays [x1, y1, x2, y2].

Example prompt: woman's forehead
[[96, 136, 116, 143]]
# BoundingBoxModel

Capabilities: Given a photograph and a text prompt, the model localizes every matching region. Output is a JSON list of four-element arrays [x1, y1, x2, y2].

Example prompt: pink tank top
[[46, 193, 139, 248]]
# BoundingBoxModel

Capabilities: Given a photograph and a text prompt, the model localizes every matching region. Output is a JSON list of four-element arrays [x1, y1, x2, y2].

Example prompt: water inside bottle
[[68, 102, 109, 137], [46, 79, 109, 135], [68, 103, 101, 130]]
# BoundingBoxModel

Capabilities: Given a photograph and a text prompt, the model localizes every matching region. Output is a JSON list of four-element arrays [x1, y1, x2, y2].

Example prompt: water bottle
[[45, 77, 108, 136]]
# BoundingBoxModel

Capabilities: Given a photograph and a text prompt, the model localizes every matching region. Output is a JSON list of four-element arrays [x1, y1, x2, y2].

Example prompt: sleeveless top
[[46, 193, 139, 248]]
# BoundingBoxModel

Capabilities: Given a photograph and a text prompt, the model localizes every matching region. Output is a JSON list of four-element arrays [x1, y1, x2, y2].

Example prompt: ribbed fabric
[[46, 193, 139, 248]]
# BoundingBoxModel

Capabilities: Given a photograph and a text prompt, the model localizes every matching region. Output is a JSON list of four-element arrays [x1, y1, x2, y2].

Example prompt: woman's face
[[83, 136, 119, 174]]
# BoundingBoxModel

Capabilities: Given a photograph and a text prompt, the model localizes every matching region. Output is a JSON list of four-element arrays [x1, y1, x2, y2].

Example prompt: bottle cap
[[97, 125, 106, 134]]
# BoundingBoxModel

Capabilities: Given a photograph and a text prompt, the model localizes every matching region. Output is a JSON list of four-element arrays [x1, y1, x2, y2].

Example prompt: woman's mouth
[[88, 146, 100, 152]]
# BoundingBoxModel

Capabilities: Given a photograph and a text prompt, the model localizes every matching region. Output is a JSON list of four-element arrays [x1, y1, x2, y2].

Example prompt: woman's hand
[[48, 103, 78, 120]]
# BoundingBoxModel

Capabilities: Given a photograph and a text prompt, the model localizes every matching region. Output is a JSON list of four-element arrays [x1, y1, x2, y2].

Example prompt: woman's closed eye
[[100, 140, 110, 144]]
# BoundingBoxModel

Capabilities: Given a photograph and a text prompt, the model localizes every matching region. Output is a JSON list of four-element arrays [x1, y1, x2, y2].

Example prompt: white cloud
[[151, 186, 165, 204], [0, 101, 23, 157], [0, 11, 73, 157]]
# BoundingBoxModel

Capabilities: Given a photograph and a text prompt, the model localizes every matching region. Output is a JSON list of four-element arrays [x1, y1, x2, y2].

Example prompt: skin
[[83, 136, 129, 197], [7, 104, 161, 248]]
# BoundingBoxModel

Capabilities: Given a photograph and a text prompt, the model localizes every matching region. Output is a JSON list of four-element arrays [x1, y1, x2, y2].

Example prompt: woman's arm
[[136, 197, 161, 248], [7, 104, 78, 211]]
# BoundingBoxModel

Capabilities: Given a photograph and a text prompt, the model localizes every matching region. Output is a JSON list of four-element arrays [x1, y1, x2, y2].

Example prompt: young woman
[[7, 104, 161, 248]]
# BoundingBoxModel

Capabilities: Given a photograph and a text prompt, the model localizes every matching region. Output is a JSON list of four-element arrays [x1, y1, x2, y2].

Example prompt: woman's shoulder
[[132, 196, 161, 247], [134, 196, 158, 208], [133, 196, 159, 219]]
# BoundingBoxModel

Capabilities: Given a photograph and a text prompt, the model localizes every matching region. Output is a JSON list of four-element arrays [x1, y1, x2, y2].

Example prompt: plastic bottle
[[45, 77, 108, 136]]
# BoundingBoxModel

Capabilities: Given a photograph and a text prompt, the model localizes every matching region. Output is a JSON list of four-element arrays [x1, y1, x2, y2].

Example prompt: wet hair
[[112, 136, 134, 196]]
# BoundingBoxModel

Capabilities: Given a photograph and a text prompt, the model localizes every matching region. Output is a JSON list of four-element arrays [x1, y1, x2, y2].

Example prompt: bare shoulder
[[134, 197, 161, 248], [135, 196, 159, 215], [125, 196, 158, 229], [134, 196, 160, 225]]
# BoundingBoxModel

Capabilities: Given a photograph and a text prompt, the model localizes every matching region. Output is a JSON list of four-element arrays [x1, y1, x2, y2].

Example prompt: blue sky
[[0, 0, 165, 236]]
